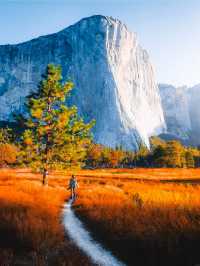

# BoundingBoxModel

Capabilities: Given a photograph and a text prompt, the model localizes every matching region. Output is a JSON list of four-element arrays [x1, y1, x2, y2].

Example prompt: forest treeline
[[0, 124, 200, 169], [85, 137, 200, 168]]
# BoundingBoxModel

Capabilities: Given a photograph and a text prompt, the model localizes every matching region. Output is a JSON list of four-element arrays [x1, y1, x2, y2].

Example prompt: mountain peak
[[61, 14, 130, 37], [76, 14, 124, 25]]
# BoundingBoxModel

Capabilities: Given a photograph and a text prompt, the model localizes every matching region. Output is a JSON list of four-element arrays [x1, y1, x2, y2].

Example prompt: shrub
[[0, 143, 18, 167], [132, 193, 143, 208]]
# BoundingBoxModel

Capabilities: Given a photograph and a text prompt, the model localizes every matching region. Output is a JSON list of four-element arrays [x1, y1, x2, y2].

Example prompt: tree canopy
[[20, 64, 94, 184]]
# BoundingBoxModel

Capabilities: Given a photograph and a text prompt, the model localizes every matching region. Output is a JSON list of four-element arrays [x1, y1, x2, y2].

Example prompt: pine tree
[[185, 150, 195, 168], [86, 144, 104, 168], [21, 64, 94, 185], [151, 145, 166, 167], [135, 143, 149, 167], [164, 141, 183, 168], [0, 127, 13, 144]]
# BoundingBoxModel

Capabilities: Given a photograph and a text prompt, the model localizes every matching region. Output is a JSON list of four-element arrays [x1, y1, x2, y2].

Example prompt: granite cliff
[[159, 84, 200, 146], [0, 15, 166, 150]]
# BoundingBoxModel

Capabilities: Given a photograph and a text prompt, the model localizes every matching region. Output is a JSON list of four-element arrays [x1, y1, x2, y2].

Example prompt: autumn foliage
[[85, 138, 200, 169], [0, 143, 18, 166]]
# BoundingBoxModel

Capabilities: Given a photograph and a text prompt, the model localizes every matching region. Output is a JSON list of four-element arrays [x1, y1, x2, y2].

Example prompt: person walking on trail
[[69, 175, 78, 200]]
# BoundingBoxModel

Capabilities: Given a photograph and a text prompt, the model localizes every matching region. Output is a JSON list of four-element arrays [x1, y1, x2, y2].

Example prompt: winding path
[[62, 199, 126, 266]]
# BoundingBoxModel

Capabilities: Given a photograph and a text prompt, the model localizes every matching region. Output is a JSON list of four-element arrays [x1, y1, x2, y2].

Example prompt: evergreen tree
[[123, 151, 135, 167], [21, 64, 94, 185], [0, 127, 13, 144], [100, 147, 111, 167], [164, 141, 183, 168], [151, 145, 166, 167], [185, 150, 195, 168], [150, 136, 166, 150], [86, 144, 103, 168], [108, 149, 124, 168], [135, 143, 149, 167]]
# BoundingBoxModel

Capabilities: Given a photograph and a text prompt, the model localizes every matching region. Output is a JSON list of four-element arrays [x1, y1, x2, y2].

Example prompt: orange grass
[[0, 169, 92, 266], [73, 168, 200, 266], [1, 168, 200, 266]]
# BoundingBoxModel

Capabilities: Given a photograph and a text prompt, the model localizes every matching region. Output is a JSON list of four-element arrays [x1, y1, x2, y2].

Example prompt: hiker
[[68, 175, 78, 199]]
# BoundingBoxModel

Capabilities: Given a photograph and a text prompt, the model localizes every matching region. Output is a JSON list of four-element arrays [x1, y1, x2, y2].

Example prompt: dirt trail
[[62, 199, 126, 266]]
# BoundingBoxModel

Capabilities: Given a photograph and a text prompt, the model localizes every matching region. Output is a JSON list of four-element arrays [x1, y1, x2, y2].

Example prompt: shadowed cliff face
[[0, 15, 166, 150], [159, 84, 191, 140], [159, 83, 200, 146], [187, 85, 200, 145]]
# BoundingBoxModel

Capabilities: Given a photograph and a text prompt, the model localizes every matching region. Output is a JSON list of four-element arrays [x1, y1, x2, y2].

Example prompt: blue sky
[[0, 0, 200, 86]]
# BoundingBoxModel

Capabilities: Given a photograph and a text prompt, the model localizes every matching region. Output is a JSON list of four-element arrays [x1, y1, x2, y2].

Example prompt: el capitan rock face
[[0, 15, 166, 150]]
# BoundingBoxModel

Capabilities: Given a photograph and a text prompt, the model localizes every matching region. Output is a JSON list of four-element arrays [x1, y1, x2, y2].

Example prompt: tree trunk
[[42, 169, 48, 186], [42, 99, 51, 186]]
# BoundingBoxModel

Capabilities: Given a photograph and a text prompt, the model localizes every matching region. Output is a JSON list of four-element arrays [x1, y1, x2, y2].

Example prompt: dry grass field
[[75, 168, 200, 266], [0, 169, 92, 266], [1, 168, 200, 266]]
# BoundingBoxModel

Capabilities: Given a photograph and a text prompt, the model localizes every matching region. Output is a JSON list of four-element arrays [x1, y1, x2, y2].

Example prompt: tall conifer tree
[[21, 64, 94, 185]]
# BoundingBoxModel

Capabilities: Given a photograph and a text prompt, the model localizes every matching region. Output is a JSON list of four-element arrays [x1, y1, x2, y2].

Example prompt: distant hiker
[[68, 175, 78, 199]]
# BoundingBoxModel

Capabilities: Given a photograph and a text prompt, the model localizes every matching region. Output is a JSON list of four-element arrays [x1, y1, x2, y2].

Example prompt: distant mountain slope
[[0, 15, 165, 150], [159, 83, 200, 146]]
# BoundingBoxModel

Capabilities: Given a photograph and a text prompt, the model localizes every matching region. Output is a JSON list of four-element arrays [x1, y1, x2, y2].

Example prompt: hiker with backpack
[[68, 175, 78, 200]]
